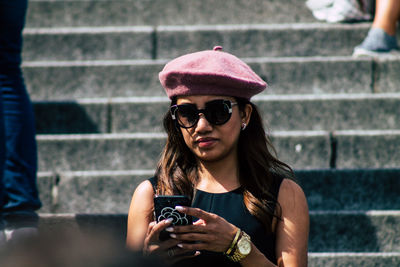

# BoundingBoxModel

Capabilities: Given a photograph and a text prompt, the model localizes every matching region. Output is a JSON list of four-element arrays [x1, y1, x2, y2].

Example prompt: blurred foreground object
[[0, 229, 166, 267]]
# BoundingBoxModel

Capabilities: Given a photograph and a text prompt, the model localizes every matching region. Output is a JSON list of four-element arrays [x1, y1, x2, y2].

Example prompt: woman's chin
[[195, 150, 230, 163]]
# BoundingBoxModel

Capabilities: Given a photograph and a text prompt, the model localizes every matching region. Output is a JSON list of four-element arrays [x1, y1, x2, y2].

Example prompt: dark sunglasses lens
[[205, 101, 231, 125], [173, 100, 233, 128], [176, 105, 199, 128]]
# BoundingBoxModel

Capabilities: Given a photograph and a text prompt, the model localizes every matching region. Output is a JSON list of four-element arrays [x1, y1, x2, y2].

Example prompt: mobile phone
[[154, 195, 192, 241]]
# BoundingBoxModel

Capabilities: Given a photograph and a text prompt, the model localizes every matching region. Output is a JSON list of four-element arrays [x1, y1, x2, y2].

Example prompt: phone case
[[154, 195, 192, 241], [154, 195, 192, 225]]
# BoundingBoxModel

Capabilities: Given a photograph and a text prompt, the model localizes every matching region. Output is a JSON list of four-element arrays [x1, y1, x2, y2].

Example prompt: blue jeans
[[0, 0, 41, 229]]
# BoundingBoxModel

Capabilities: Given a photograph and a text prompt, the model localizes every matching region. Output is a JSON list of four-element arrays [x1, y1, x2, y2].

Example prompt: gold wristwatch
[[226, 230, 252, 262]]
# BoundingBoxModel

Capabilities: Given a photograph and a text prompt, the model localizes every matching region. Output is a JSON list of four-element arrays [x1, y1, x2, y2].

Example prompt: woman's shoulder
[[133, 177, 156, 198], [128, 178, 156, 219], [279, 178, 305, 198], [278, 178, 308, 212]]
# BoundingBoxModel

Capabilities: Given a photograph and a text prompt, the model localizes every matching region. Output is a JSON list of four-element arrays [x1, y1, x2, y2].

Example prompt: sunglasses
[[170, 99, 238, 128]]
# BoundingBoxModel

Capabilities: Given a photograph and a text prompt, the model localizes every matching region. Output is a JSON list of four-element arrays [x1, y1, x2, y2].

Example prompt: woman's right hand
[[143, 219, 200, 264]]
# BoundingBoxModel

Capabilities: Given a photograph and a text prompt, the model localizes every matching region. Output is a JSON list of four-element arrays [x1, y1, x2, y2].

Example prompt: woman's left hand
[[167, 206, 238, 253]]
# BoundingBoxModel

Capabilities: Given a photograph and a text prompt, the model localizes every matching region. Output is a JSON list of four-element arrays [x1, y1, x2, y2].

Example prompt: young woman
[[126, 46, 309, 267]]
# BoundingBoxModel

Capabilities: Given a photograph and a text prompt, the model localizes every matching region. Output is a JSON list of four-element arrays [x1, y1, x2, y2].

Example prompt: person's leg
[[372, 0, 400, 35], [0, 71, 6, 244], [0, 0, 42, 233], [0, 73, 41, 228], [353, 0, 400, 56]]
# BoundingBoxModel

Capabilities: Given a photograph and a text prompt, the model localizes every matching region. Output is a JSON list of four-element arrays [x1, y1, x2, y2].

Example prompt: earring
[[241, 122, 247, 131]]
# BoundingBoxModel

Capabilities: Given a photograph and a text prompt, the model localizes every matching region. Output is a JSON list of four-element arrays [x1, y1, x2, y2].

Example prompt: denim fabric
[[0, 0, 41, 229]]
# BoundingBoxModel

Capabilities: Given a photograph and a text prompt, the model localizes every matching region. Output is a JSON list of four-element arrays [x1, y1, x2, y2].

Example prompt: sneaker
[[306, 0, 335, 11], [307, 0, 372, 23], [353, 28, 400, 58], [353, 46, 400, 58]]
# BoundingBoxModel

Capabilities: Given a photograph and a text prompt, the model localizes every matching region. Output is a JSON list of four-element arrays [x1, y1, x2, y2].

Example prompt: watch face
[[238, 238, 251, 255]]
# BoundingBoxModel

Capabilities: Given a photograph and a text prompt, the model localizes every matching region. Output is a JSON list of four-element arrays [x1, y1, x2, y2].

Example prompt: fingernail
[[177, 243, 183, 248], [195, 251, 201, 256], [175, 206, 184, 211], [165, 218, 173, 224], [170, 233, 177, 238], [165, 227, 174, 232]]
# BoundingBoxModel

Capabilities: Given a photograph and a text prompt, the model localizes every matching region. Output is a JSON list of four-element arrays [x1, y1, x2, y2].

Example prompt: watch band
[[225, 230, 251, 262], [225, 228, 241, 256]]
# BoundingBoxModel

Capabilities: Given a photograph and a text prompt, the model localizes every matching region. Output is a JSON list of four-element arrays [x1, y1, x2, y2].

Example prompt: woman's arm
[[238, 178, 309, 267], [126, 180, 201, 264], [274, 178, 309, 267], [126, 180, 155, 250]]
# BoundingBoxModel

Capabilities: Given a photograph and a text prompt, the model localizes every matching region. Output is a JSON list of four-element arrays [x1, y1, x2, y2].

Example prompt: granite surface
[[375, 58, 400, 93], [335, 132, 400, 168], [24, 57, 374, 101], [270, 132, 331, 169], [296, 169, 400, 210], [21, 24, 374, 61], [308, 253, 400, 267], [309, 212, 400, 252], [23, 29, 153, 61], [110, 101, 169, 133], [36, 169, 400, 213], [36, 133, 332, 172], [255, 95, 400, 131], [34, 101, 109, 134], [24, 62, 165, 100], [37, 136, 165, 172], [32, 95, 400, 134], [26, 0, 316, 28], [156, 24, 370, 59], [52, 174, 145, 214]]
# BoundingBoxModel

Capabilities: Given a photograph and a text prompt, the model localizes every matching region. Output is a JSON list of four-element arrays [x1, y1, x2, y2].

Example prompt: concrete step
[[36, 169, 400, 214], [155, 23, 386, 58], [335, 130, 400, 169], [24, 56, 400, 100], [33, 94, 400, 134], [253, 94, 400, 132], [309, 211, 400, 253], [36, 132, 332, 172], [23, 24, 381, 61], [37, 211, 400, 253], [308, 253, 400, 267], [297, 169, 400, 211], [26, 0, 316, 28], [22, 26, 154, 61], [37, 170, 152, 214], [36, 131, 400, 172]]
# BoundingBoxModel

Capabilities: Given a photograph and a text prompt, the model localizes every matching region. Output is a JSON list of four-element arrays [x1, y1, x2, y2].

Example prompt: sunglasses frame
[[170, 99, 238, 129]]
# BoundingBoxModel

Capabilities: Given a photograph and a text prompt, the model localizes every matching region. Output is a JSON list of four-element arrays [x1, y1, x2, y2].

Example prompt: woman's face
[[176, 95, 251, 163]]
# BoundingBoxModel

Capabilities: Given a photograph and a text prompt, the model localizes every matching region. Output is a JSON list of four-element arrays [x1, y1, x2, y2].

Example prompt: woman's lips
[[196, 138, 217, 148]]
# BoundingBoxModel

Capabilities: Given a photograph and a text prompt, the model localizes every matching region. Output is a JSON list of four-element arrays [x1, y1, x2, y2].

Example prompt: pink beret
[[159, 46, 267, 100]]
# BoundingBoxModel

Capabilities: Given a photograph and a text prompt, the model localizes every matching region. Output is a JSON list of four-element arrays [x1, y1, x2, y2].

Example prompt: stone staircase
[[24, 0, 400, 266]]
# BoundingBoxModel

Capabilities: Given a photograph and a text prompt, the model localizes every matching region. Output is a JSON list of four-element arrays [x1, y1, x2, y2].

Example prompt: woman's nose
[[195, 113, 212, 131]]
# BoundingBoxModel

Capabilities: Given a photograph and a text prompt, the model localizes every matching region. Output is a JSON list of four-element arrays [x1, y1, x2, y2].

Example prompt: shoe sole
[[353, 47, 400, 58]]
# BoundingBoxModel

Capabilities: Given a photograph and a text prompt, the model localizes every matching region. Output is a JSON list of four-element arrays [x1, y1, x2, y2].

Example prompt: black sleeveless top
[[149, 176, 283, 266]]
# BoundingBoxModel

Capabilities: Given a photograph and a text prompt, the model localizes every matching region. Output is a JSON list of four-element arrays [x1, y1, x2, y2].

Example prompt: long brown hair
[[155, 97, 294, 232]]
